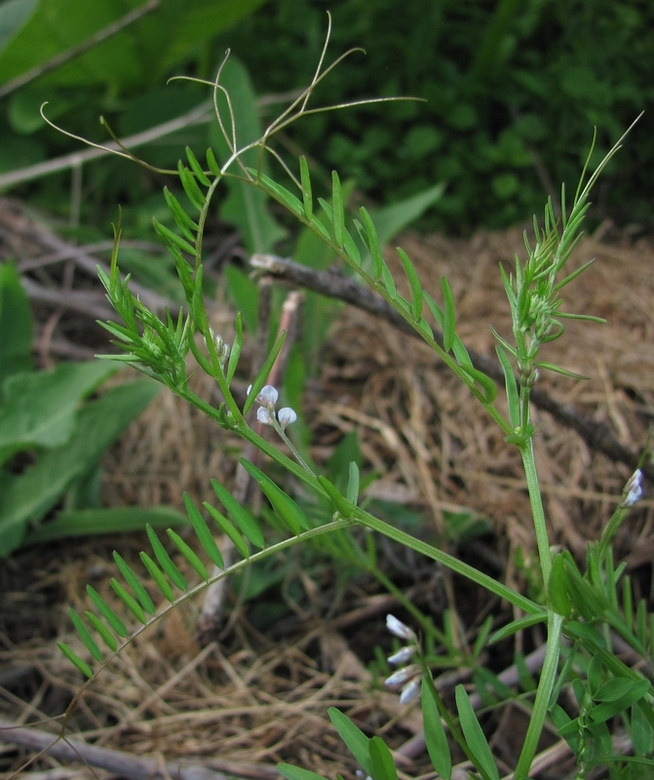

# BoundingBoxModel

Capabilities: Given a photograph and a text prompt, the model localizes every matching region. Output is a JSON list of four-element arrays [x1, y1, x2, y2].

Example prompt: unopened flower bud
[[623, 469, 644, 508], [386, 614, 417, 642], [384, 664, 421, 688], [387, 646, 415, 665], [399, 676, 421, 704]]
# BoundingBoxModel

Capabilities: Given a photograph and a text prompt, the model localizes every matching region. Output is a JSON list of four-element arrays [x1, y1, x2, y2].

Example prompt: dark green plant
[[0, 262, 183, 556], [221, 0, 654, 232]]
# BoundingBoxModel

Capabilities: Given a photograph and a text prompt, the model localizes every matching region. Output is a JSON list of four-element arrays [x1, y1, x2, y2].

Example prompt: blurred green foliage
[[219, 0, 654, 232], [0, 263, 184, 557], [1, 0, 651, 239], [0, 0, 268, 224]]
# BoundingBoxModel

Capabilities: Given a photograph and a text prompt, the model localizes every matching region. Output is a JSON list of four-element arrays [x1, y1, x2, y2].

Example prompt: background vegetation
[[1, 0, 653, 235]]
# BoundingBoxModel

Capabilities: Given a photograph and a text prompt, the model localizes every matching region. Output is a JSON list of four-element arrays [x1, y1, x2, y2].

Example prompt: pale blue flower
[[386, 614, 416, 642], [399, 676, 421, 704], [624, 469, 644, 508], [277, 407, 297, 428], [387, 646, 415, 665]]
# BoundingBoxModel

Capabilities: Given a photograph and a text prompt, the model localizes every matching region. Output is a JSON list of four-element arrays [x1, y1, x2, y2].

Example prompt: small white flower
[[399, 676, 421, 705], [623, 469, 644, 508], [277, 407, 297, 428], [387, 646, 415, 665], [386, 614, 416, 642], [256, 407, 274, 425], [257, 385, 278, 406], [384, 664, 421, 688]]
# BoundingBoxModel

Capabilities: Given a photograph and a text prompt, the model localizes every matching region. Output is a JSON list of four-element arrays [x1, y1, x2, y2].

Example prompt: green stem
[[354, 507, 541, 615], [273, 422, 315, 476], [513, 611, 563, 780]]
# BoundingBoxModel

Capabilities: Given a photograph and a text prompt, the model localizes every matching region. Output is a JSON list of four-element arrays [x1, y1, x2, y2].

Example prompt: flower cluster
[[205, 329, 231, 370], [248, 385, 297, 430], [384, 614, 421, 704]]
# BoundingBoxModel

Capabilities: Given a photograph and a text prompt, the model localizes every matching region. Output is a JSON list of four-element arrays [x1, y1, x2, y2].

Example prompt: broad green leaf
[[0, 262, 33, 386], [278, 765, 327, 780], [455, 685, 499, 780], [632, 702, 653, 756], [328, 707, 372, 776], [0, 359, 117, 464], [0, 0, 267, 89], [0, 0, 38, 53], [24, 506, 185, 545], [0, 0, 141, 88], [590, 679, 650, 723], [565, 620, 606, 649], [369, 736, 397, 780], [422, 678, 451, 780], [371, 184, 445, 248], [0, 379, 159, 557], [594, 677, 638, 703]]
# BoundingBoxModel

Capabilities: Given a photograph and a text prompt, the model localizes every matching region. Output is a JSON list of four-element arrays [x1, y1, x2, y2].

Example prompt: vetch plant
[[41, 16, 652, 780]]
